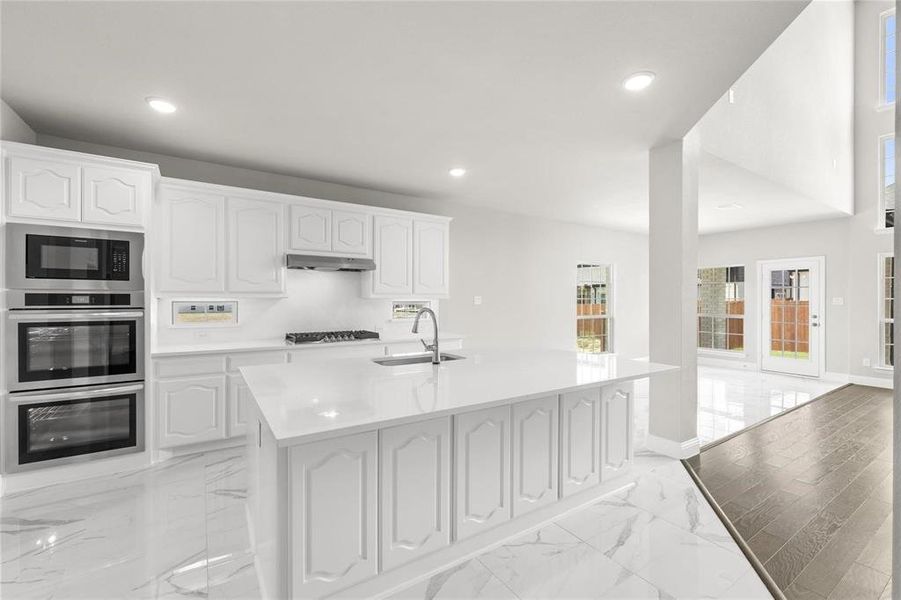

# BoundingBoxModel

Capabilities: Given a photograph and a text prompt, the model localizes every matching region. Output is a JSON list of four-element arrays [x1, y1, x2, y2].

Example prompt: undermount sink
[[372, 353, 465, 366]]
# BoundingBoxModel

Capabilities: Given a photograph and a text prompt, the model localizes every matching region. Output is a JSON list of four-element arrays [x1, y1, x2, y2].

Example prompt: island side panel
[[247, 403, 291, 600]]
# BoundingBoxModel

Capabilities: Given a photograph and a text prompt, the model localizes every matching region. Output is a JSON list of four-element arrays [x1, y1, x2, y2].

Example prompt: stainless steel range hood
[[286, 254, 376, 272]]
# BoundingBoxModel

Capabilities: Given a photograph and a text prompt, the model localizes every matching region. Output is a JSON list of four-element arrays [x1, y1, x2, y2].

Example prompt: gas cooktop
[[285, 330, 380, 345]]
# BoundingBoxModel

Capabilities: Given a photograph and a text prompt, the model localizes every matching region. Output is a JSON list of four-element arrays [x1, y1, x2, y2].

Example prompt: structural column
[[648, 131, 700, 459]]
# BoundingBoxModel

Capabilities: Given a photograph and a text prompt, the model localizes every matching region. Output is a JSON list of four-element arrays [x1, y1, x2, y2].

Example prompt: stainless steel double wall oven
[[4, 224, 146, 473]]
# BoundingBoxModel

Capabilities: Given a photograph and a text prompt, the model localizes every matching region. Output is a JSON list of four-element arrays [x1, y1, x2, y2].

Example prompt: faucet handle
[[420, 339, 436, 351]]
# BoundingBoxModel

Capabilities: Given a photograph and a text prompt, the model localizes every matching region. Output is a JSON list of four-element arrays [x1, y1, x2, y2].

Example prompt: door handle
[[811, 323, 820, 327]]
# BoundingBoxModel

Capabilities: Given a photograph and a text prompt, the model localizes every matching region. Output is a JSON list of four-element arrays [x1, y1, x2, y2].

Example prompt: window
[[697, 266, 745, 352], [576, 264, 611, 353], [882, 9, 896, 106], [880, 254, 894, 367], [881, 135, 895, 228]]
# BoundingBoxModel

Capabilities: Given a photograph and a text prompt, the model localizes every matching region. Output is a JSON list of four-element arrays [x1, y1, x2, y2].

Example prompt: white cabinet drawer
[[154, 355, 226, 378], [227, 351, 287, 373]]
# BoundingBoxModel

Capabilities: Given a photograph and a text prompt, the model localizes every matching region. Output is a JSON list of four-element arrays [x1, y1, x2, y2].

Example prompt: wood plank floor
[[686, 384, 893, 600]]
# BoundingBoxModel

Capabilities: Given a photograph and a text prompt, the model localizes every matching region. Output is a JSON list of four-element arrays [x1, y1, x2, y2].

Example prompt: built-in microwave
[[4, 382, 145, 473], [5, 292, 145, 392], [6, 223, 144, 291]]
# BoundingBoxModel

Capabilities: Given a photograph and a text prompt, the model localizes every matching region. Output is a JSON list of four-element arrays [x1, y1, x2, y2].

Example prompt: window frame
[[878, 252, 895, 369], [575, 263, 614, 354], [878, 133, 895, 232], [880, 8, 896, 109], [697, 264, 746, 357]]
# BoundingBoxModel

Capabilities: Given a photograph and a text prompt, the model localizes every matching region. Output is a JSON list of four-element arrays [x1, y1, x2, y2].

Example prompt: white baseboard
[[847, 374, 893, 389], [645, 434, 701, 459], [823, 371, 851, 384], [0, 451, 150, 497], [697, 355, 758, 371]]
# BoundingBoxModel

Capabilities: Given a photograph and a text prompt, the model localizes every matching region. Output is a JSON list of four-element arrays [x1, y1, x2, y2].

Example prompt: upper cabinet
[[228, 197, 285, 293], [364, 215, 450, 298], [288, 202, 372, 257], [157, 181, 285, 295], [2, 142, 157, 228]]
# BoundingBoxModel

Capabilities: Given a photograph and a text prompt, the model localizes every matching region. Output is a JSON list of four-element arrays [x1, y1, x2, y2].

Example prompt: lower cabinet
[[157, 376, 227, 448], [227, 375, 251, 438], [454, 405, 512, 540], [512, 396, 558, 516], [560, 389, 601, 497], [290, 431, 378, 599], [379, 417, 451, 570], [601, 383, 634, 480]]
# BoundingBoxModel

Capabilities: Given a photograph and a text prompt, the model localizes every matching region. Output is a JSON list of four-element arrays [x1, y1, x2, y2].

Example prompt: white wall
[[36, 134, 649, 357], [0, 99, 35, 143], [698, 0, 895, 384]]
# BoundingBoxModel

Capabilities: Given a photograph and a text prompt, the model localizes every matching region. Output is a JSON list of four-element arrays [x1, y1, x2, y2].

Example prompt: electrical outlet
[[863, 357, 871, 367], [473, 296, 482, 305]]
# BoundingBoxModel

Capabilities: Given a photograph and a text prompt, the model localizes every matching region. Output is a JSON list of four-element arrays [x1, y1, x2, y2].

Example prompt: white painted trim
[[823, 371, 851, 384], [878, 8, 896, 109], [697, 355, 757, 371], [848, 374, 894, 389], [645, 434, 700, 459], [877, 252, 894, 369], [877, 134, 895, 231]]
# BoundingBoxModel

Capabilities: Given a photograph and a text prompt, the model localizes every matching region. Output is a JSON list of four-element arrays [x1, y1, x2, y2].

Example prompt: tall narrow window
[[697, 266, 745, 352], [880, 254, 894, 367], [882, 10, 896, 105], [881, 135, 895, 228], [576, 264, 612, 353]]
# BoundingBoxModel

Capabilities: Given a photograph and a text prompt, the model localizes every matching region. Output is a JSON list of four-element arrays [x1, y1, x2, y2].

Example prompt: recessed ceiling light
[[146, 97, 177, 114], [448, 167, 467, 178], [622, 72, 656, 92], [715, 202, 744, 210]]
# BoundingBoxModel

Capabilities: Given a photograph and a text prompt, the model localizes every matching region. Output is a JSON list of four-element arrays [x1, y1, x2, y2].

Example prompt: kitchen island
[[241, 349, 676, 599]]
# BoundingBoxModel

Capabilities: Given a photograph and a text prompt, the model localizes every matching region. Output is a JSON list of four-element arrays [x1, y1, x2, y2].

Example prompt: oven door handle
[[9, 383, 145, 402], [8, 311, 145, 321]]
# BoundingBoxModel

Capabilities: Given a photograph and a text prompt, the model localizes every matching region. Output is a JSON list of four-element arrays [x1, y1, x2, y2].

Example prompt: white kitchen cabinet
[[413, 220, 450, 296], [227, 197, 285, 294], [560, 389, 601, 497], [81, 165, 149, 227], [454, 405, 511, 540], [512, 396, 558, 516], [331, 209, 371, 256], [290, 432, 378, 598], [158, 188, 227, 292], [371, 215, 414, 296], [289, 203, 331, 252], [601, 383, 634, 480], [6, 155, 82, 221], [379, 417, 451, 570], [227, 374, 251, 438], [157, 376, 227, 448]]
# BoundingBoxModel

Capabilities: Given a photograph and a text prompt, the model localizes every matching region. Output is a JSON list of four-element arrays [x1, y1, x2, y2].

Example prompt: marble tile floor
[[1, 446, 771, 600], [633, 367, 845, 447]]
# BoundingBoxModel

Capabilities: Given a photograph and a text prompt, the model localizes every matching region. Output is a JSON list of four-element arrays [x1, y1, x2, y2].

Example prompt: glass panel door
[[760, 259, 822, 377]]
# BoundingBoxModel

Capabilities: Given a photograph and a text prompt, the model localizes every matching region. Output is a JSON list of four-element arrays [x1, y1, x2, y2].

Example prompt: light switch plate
[[832, 297, 844, 305], [473, 296, 483, 305]]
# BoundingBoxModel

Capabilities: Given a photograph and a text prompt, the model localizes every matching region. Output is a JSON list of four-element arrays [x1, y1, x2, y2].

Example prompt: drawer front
[[154, 355, 226, 378], [227, 351, 287, 373]]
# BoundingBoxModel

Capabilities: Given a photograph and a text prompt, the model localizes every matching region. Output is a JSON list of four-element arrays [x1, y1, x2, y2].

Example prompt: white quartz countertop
[[240, 349, 677, 447], [151, 333, 465, 357]]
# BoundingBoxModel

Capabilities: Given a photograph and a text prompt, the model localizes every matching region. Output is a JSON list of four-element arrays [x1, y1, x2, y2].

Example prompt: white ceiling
[[1, 1, 809, 232]]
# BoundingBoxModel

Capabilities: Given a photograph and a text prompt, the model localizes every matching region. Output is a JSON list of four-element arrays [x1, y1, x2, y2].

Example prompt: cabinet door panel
[[602, 384, 634, 480], [82, 166, 149, 227], [157, 376, 227, 448], [289, 204, 331, 251], [7, 156, 81, 221], [380, 417, 450, 570], [228, 197, 285, 293], [332, 210, 371, 256], [413, 220, 449, 296], [372, 216, 413, 295], [512, 396, 558, 516], [291, 432, 378, 598], [560, 389, 601, 497], [159, 190, 226, 292], [227, 374, 251, 438], [454, 405, 511, 540]]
